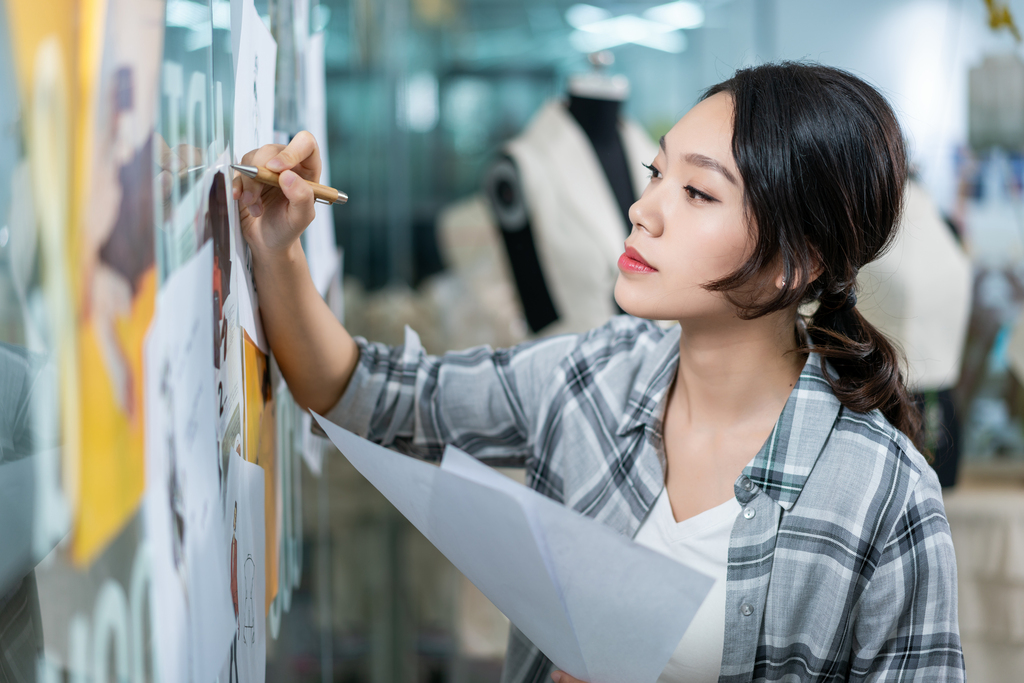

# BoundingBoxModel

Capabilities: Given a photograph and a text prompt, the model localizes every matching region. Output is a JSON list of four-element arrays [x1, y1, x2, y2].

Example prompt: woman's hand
[[551, 671, 586, 683], [232, 130, 323, 260]]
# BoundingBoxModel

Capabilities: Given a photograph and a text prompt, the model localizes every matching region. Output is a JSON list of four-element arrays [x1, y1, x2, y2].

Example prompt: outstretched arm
[[232, 132, 358, 414]]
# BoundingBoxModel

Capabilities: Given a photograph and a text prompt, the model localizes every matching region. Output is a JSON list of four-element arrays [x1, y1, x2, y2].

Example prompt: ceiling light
[[643, 1, 705, 30], [565, 4, 612, 29]]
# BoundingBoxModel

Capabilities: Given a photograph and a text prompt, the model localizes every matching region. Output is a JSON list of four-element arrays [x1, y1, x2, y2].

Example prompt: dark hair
[[702, 62, 924, 452]]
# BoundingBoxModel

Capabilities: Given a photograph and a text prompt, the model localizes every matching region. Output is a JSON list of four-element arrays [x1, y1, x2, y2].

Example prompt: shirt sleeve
[[317, 326, 578, 465], [848, 468, 965, 681]]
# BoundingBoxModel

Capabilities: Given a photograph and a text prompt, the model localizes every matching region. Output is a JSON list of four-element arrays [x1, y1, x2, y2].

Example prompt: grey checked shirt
[[324, 315, 964, 682]]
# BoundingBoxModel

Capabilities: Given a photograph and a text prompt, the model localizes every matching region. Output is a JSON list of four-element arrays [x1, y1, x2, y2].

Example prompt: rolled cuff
[[308, 326, 423, 440]]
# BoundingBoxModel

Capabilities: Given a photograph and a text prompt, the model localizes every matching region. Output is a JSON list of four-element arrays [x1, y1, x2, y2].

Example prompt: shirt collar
[[617, 327, 842, 512], [742, 353, 842, 510]]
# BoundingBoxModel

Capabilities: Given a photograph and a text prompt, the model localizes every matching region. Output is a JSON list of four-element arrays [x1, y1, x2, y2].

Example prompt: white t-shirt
[[633, 488, 741, 683]]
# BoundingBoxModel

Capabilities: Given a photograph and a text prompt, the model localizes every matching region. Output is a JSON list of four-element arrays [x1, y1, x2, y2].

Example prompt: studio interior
[[1, 1, 1023, 682]]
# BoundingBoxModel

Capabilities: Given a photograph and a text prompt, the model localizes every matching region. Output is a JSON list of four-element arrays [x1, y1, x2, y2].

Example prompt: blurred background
[[4, 0, 1024, 682]]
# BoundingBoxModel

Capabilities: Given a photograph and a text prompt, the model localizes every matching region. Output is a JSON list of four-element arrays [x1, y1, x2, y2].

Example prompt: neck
[[567, 94, 621, 143], [670, 310, 804, 431]]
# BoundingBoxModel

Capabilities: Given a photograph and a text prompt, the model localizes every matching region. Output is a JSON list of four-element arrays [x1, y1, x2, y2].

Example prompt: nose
[[628, 188, 663, 237]]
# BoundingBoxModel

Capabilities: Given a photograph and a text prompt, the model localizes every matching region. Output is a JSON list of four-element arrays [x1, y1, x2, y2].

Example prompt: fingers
[[278, 169, 316, 231], [236, 143, 286, 209], [265, 130, 321, 182]]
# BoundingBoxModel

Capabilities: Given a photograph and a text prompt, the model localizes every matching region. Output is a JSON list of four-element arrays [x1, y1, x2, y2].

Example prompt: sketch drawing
[[243, 555, 255, 645]]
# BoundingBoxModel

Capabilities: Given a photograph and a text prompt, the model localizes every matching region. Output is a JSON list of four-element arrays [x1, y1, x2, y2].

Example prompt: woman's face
[[614, 92, 752, 323]]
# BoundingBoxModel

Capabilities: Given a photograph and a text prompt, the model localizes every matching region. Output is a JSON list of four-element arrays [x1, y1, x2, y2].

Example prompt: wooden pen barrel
[[252, 166, 346, 204]]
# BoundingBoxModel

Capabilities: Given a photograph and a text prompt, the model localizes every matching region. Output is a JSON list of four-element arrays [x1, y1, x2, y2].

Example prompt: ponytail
[[805, 288, 926, 456], [702, 63, 927, 454]]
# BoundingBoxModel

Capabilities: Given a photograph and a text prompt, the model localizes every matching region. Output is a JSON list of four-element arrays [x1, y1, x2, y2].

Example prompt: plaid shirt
[[324, 315, 964, 682]]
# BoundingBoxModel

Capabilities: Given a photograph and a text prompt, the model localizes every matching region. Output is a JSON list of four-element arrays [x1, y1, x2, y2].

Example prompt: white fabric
[[633, 488, 740, 683], [856, 179, 972, 391], [505, 100, 659, 336]]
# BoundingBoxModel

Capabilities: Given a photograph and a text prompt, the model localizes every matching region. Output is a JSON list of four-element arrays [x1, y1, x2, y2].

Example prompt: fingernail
[[280, 170, 296, 189], [550, 673, 562, 683], [249, 202, 263, 218], [266, 157, 284, 172], [241, 191, 254, 205]]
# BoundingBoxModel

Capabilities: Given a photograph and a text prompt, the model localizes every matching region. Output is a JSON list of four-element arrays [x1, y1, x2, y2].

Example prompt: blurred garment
[[857, 179, 972, 392]]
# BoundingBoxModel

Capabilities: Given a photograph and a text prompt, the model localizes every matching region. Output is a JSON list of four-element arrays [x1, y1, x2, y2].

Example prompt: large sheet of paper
[[143, 242, 236, 683], [233, 0, 276, 163], [313, 416, 714, 683]]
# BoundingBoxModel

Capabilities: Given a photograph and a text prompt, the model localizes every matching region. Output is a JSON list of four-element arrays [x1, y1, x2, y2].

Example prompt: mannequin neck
[[567, 94, 622, 143]]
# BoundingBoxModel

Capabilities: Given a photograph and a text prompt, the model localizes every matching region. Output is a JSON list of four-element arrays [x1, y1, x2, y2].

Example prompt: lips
[[618, 245, 657, 273]]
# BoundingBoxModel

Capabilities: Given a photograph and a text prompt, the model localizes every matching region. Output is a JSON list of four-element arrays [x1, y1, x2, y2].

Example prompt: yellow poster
[[243, 330, 278, 609], [70, 0, 165, 565]]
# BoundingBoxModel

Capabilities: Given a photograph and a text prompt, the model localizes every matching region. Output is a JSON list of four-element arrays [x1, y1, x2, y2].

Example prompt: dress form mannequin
[[485, 57, 651, 334], [565, 76, 634, 229]]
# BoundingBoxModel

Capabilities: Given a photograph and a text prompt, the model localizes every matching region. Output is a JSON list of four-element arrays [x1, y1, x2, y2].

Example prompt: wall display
[[0, 0, 336, 678], [221, 452, 267, 683], [72, 0, 165, 566], [143, 240, 235, 683], [243, 329, 279, 609], [233, 0, 277, 165], [302, 30, 339, 297]]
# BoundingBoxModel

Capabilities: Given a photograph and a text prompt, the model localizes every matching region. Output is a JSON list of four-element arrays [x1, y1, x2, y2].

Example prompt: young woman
[[234, 62, 963, 682]]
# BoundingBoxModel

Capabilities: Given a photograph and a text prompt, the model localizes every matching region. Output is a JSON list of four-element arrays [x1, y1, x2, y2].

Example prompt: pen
[[231, 164, 349, 205]]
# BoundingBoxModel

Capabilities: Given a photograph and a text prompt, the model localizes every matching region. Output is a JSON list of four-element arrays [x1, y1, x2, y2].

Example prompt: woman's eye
[[684, 185, 716, 203], [643, 163, 661, 180]]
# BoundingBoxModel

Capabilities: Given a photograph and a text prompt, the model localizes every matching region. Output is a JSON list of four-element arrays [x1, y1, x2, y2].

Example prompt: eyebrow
[[659, 135, 738, 186]]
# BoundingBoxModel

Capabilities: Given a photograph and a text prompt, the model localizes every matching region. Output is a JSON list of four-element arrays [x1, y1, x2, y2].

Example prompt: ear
[[776, 249, 825, 291]]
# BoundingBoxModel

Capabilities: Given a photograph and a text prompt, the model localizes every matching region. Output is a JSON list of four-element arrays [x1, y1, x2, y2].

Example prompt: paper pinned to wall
[[313, 416, 714, 683], [143, 240, 236, 683], [221, 453, 267, 683], [228, 159, 268, 353], [233, 0, 276, 163], [242, 330, 278, 606], [302, 31, 339, 295]]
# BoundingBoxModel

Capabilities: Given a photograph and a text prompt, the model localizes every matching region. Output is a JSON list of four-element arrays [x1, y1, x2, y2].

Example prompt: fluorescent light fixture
[[565, 3, 612, 29], [571, 14, 686, 53], [567, 3, 695, 53], [643, 1, 705, 30]]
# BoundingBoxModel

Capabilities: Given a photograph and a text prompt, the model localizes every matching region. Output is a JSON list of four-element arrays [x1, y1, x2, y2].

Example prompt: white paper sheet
[[233, 0, 277, 163], [226, 149, 268, 352], [313, 415, 714, 683], [143, 242, 236, 683], [302, 30, 339, 295], [222, 453, 267, 683], [300, 412, 324, 476]]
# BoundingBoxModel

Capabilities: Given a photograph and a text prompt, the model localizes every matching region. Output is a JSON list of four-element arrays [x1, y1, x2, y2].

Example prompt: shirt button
[[741, 477, 754, 492], [740, 603, 754, 617], [742, 506, 756, 520]]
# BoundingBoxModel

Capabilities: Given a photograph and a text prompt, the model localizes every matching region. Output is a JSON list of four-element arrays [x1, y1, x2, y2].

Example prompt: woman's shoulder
[[806, 404, 945, 535]]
